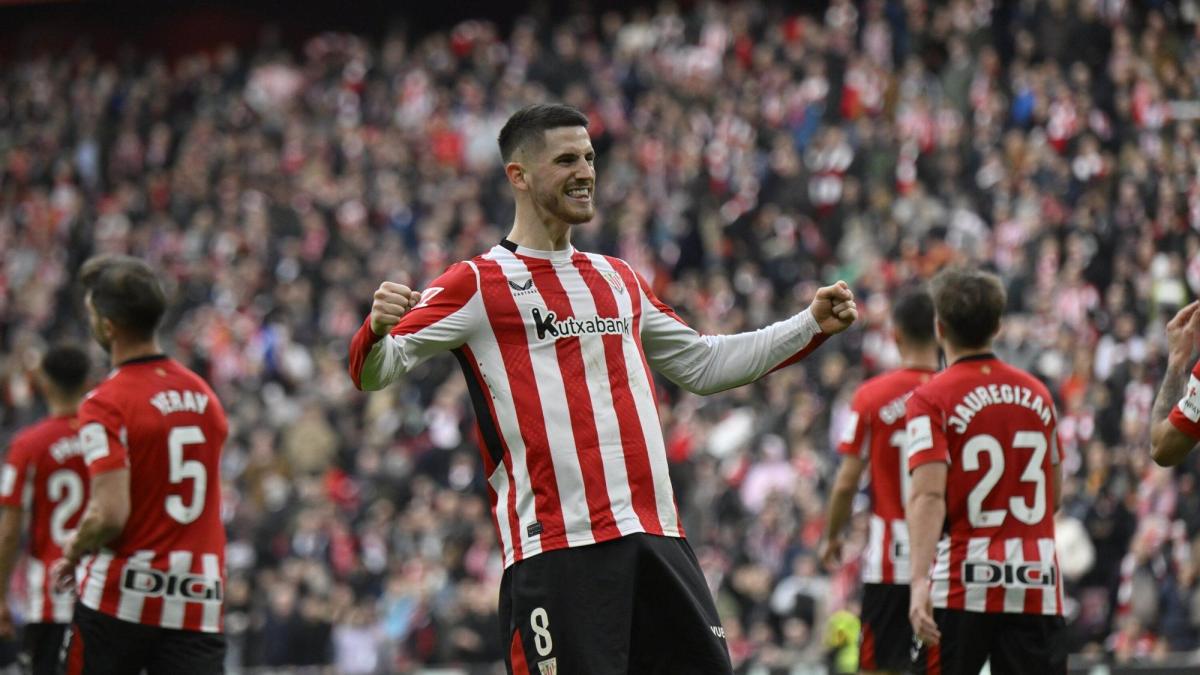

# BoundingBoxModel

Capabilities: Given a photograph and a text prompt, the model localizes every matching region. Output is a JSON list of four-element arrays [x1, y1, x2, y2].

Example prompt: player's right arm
[[1150, 301, 1200, 466], [905, 391, 948, 646], [0, 438, 32, 638], [349, 262, 481, 391], [821, 394, 870, 569]]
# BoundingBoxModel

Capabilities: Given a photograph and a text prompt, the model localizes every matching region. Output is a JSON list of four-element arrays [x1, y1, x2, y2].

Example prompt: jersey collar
[[499, 238, 576, 263], [952, 353, 997, 365], [116, 354, 169, 368]]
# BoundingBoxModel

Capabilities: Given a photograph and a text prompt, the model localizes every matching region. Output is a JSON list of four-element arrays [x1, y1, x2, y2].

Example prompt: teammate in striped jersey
[[51, 256, 227, 675], [0, 345, 91, 675], [821, 288, 938, 674], [1149, 301, 1200, 466], [906, 269, 1066, 674], [349, 103, 859, 675]]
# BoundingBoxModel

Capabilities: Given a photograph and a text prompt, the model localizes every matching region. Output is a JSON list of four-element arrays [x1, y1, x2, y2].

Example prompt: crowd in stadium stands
[[2, 0, 1200, 671]]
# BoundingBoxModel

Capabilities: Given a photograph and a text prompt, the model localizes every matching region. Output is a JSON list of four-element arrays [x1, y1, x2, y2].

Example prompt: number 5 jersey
[[76, 355, 228, 633], [906, 354, 1063, 616]]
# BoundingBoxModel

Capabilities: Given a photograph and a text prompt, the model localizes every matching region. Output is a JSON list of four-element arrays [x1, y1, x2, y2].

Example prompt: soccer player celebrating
[[51, 256, 228, 675], [349, 103, 858, 674], [0, 345, 92, 675], [1149, 301, 1200, 466], [821, 288, 938, 674], [906, 269, 1066, 674]]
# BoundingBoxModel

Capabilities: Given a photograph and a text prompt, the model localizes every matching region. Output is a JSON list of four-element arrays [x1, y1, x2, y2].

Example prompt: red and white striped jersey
[[906, 354, 1063, 616], [1168, 359, 1200, 440], [837, 367, 935, 584], [76, 356, 228, 633], [0, 414, 89, 623], [349, 241, 829, 567]]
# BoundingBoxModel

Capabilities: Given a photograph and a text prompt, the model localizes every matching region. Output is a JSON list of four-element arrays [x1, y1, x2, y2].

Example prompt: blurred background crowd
[[2, 0, 1200, 672]]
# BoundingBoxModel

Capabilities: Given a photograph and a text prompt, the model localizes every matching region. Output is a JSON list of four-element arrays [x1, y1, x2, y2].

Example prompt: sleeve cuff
[[798, 307, 820, 336]]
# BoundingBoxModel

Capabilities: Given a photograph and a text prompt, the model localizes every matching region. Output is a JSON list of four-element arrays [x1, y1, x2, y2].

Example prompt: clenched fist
[[371, 281, 423, 336], [808, 280, 858, 335]]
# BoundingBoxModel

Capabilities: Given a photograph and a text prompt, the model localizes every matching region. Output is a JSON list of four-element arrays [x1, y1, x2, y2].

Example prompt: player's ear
[[505, 161, 529, 192], [29, 367, 48, 397], [891, 326, 904, 349], [934, 319, 945, 345]]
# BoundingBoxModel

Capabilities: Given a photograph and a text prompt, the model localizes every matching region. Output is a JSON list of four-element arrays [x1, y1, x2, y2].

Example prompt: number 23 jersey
[[77, 355, 228, 633], [906, 354, 1063, 616]]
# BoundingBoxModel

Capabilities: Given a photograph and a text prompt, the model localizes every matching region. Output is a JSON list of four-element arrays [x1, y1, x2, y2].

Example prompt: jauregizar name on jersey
[[531, 308, 632, 341], [948, 384, 1053, 433], [149, 390, 211, 416]]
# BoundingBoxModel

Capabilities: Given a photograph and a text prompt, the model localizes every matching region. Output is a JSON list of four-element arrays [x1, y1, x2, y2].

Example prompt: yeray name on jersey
[[148, 389, 211, 416], [946, 384, 1053, 434]]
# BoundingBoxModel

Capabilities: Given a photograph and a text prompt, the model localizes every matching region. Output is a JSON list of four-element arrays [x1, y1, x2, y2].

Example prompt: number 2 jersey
[[906, 354, 1063, 616], [0, 414, 89, 623], [838, 367, 935, 584], [76, 355, 228, 633]]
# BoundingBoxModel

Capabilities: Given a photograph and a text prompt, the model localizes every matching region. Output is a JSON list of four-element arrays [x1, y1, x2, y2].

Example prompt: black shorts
[[500, 533, 732, 675], [859, 583, 920, 673], [23, 622, 67, 675], [60, 603, 226, 675], [921, 608, 1067, 675]]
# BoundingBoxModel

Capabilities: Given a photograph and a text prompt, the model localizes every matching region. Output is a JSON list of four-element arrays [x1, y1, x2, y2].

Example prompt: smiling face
[[516, 126, 596, 226]]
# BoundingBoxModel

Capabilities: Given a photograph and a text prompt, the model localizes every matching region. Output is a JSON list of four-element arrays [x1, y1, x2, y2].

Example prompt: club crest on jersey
[[508, 278, 538, 297], [537, 658, 557, 675], [599, 270, 625, 293]]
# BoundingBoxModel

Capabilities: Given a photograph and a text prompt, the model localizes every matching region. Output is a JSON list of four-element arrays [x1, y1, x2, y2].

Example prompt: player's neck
[[109, 339, 164, 368], [508, 204, 573, 251], [46, 395, 80, 417], [944, 343, 994, 365], [899, 347, 940, 371]]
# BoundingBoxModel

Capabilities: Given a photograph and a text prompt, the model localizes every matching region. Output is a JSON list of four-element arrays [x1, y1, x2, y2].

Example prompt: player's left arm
[[637, 271, 857, 395], [1150, 301, 1200, 466]]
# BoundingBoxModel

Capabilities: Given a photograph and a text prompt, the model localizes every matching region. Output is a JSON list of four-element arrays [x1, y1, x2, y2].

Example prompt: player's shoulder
[[8, 417, 55, 455], [419, 260, 480, 305], [996, 360, 1051, 396], [593, 254, 638, 279], [858, 368, 923, 398], [9, 415, 79, 464], [908, 367, 959, 408], [80, 374, 123, 410]]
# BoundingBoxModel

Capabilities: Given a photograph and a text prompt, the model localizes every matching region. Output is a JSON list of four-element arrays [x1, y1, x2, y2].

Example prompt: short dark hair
[[930, 268, 1007, 350], [40, 343, 91, 393], [497, 104, 589, 162], [79, 255, 167, 339], [892, 286, 935, 345]]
